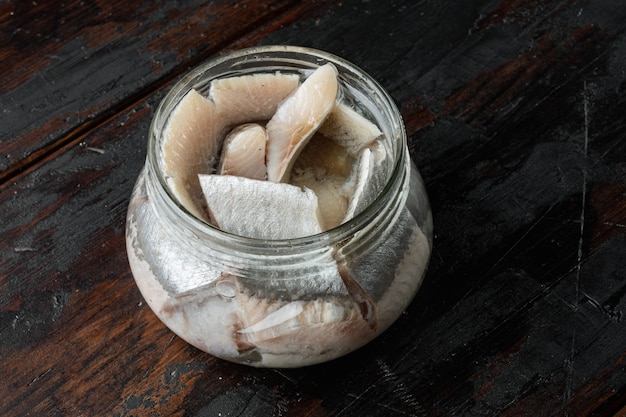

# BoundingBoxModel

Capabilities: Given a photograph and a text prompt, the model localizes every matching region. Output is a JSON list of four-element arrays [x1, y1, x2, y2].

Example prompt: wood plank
[[1, 0, 626, 415], [0, 0, 337, 183]]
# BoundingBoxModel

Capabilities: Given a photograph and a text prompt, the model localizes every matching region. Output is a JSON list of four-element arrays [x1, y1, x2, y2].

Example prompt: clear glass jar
[[126, 46, 433, 368]]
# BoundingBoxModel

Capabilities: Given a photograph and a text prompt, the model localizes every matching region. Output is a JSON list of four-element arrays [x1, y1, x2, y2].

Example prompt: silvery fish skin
[[127, 169, 430, 367], [198, 174, 323, 239], [126, 162, 431, 367], [342, 141, 389, 223]]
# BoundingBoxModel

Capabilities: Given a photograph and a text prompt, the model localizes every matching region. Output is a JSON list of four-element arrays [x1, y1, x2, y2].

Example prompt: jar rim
[[146, 45, 408, 251]]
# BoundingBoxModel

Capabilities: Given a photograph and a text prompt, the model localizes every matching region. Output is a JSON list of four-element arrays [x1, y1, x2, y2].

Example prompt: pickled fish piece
[[210, 72, 300, 127], [162, 88, 221, 220], [342, 142, 388, 223], [318, 102, 383, 156], [238, 302, 305, 335], [266, 63, 339, 183], [198, 174, 322, 239], [217, 123, 268, 180]]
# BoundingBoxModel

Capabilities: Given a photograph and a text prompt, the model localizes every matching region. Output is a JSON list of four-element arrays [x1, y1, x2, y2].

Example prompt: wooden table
[[2, 1, 625, 415]]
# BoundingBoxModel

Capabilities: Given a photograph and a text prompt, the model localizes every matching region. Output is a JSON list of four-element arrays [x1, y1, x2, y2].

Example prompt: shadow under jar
[[126, 45, 433, 368]]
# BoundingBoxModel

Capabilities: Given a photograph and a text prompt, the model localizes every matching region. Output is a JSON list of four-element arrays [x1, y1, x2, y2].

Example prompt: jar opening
[[147, 45, 408, 250]]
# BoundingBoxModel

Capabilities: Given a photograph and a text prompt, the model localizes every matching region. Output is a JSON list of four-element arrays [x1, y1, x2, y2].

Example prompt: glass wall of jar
[[126, 46, 433, 368]]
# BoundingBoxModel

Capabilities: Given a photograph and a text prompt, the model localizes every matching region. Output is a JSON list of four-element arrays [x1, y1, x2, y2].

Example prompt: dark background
[[1, 1, 625, 416]]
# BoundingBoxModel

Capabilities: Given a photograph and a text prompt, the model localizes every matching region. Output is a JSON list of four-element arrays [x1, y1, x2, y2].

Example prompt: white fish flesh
[[162, 88, 220, 220], [318, 102, 383, 156], [266, 63, 339, 183], [217, 123, 267, 180], [210, 72, 300, 127]]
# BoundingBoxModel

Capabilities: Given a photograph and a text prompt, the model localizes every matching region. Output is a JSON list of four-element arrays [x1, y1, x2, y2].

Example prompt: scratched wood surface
[[1, 0, 625, 416]]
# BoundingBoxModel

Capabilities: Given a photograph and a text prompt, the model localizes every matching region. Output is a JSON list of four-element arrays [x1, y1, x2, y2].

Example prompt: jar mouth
[[147, 45, 408, 251]]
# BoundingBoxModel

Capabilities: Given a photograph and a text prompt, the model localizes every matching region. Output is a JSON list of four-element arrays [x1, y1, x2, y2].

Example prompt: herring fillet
[[266, 63, 339, 183], [341, 141, 389, 223], [198, 174, 323, 239], [318, 102, 383, 156], [342, 147, 375, 223], [218, 123, 268, 180], [162, 89, 221, 220], [210, 72, 300, 127]]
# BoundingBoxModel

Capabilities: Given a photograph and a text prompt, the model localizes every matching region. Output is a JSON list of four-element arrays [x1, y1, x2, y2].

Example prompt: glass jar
[[126, 46, 433, 368]]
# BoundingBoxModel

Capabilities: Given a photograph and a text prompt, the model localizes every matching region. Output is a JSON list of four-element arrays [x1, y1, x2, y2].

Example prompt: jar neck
[[143, 46, 412, 264], [144, 140, 410, 264]]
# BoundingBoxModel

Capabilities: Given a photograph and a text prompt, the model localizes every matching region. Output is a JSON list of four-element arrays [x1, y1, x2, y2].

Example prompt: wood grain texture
[[1, 0, 625, 416], [0, 0, 337, 183]]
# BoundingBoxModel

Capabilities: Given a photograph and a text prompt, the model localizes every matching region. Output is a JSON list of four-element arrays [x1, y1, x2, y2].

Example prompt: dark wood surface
[[1, 0, 625, 415]]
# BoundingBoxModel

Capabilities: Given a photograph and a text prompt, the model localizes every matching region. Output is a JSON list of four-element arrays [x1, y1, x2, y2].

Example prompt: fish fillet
[[162, 88, 222, 220], [217, 123, 267, 180], [210, 72, 300, 127], [318, 102, 383, 156], [198, 174, 323, 239], [266, 63, 339, 183], [342, 142, 389, 223]]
